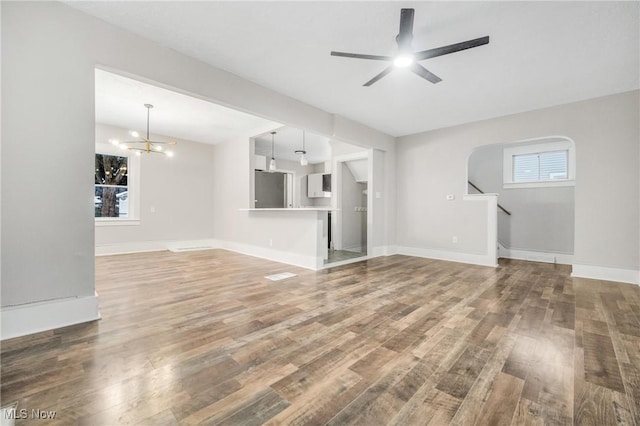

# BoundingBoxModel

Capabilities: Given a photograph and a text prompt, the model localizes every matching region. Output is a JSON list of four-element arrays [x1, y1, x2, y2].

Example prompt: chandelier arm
[[119, 104, 175, 156]]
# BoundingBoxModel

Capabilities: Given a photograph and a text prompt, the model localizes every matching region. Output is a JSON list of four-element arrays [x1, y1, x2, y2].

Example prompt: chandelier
[[111, 104, 176, 156]]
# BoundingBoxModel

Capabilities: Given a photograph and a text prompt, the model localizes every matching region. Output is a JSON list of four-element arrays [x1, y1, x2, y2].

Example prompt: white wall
[[397, 91, 639, 281], [213, 137, 324, 268], [94, 124, 215, 251], [1, 1, 394, 335], [468, 143, 575, 255]]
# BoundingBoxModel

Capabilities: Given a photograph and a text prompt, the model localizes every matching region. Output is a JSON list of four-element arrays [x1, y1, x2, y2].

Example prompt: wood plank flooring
[[1, 250, 640, 425]]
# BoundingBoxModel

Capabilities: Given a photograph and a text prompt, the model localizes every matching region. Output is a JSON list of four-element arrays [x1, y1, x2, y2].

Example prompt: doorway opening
[[467, 136, 576, 265], [326, 155, 370, 265]]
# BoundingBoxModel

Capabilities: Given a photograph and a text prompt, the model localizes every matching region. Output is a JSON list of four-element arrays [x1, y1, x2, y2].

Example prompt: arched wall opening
[[467, 136, 576, 264]]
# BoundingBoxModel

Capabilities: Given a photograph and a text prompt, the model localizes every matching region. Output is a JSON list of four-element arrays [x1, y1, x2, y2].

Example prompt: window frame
[[503, 140, 575, 189], [95, 143, 141, 226]]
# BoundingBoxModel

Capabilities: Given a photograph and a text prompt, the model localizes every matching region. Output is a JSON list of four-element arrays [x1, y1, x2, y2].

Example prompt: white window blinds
[[513, 150, 568, 182]]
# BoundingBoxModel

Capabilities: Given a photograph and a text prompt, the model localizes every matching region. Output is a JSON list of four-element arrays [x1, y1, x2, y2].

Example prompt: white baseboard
[[95, 238, 320, 269], [497, 243, 573, 265], [1, 293, 101, 341], [571, 264, 640, 285], [396, 246, 498, 268], [222, 241, 321, 270], [370, 245, 399, 257], [167, 239, 222, 252], [96, 239, 221, 256]]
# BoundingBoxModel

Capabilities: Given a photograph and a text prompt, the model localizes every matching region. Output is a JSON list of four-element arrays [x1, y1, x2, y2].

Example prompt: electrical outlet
[[446, 195, 455, 201], [150, 206, 156, 213], [452, 236, 458, 243], [269, 238, 273, 247]]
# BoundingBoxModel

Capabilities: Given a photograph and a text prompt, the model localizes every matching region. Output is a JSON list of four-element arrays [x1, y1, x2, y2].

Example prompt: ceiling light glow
[[393, 55, 413, 68]]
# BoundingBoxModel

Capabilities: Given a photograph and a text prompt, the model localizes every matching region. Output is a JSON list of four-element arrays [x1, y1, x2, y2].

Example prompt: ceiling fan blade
[[409, 63, 442, 84], [396, 8, 415, 50], [363, 66, 394, 86], [414, 36, 490, 61], [331, 51, 392, 61]]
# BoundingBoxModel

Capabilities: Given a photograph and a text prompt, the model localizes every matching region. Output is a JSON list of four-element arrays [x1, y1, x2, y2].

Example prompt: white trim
[[239, 208, 335, 211], [95, 219, 141, 227], [503, 180, 575, 189], [497, 242, 573, 265], [1, 293, 100, 340], [331, 150, 372, 256], [222, 241, 320, 270], [463, 193, 498, 266], [95, 238, 320, 270], [396, 246, 498, 268], [96, 239, 221, 256], [95, 143, 141, 221], [571, 264, 639, 285], [503, 138, 575, 188], [370, 245, 398, 257]]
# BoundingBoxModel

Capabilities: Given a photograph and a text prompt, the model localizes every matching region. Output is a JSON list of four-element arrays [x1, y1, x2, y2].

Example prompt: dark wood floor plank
[[1, 251, 639, 425]]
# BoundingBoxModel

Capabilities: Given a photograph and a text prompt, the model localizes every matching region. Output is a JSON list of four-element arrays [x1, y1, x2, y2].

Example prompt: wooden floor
[[2, 250, 640, 425]]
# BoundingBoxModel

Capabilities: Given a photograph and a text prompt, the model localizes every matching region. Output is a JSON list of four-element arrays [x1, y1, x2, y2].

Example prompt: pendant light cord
[[271, 132, 276, 159]]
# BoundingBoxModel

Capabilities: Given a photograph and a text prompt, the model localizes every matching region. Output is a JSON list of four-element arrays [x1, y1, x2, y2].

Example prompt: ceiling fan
[[330, 8, 489, 86]]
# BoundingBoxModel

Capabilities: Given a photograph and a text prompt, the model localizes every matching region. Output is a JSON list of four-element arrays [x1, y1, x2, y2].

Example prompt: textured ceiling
[[96, 70, 329, 160], [77, 2, 640, 137], [95, 69, 281, 145]]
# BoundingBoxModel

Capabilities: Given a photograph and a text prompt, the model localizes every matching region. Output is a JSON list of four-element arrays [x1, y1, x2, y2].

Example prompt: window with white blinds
[[503, 138, 575, 188], [513, 150, 568, 182]]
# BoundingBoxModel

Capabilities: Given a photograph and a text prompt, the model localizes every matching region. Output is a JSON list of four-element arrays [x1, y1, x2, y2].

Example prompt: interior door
[[255, 171, 286, 208]]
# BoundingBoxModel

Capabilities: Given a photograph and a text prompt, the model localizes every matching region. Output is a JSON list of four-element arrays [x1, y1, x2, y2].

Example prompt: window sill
[[95, 219, 140, 227], [503, 180, 575, 189]]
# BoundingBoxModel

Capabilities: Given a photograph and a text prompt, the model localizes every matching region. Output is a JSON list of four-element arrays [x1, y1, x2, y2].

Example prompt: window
[[95, 144, 139, 224], [95, 153, 129, 218], [513, 150, 568, 182], [503, 138, 575, 188]]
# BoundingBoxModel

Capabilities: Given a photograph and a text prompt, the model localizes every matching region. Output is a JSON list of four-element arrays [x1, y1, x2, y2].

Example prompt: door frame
[[332, 150, 372, 256]]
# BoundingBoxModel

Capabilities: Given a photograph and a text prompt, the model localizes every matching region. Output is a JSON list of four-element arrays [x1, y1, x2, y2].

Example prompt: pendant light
[[295, 130, 308, 166], [113, 104, 176, 157], [269, 131, 277, 172]]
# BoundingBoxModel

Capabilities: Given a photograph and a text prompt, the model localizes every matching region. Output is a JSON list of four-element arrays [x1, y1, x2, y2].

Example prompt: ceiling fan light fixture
[[330, 8, 489, 86], [393, 54, 413, 68]]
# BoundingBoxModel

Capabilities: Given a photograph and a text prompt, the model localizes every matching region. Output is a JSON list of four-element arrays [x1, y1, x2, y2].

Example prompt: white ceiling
[[79, 2, 639, 138], [95, 69, 281, 144], [254, 127, 332, 164]]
